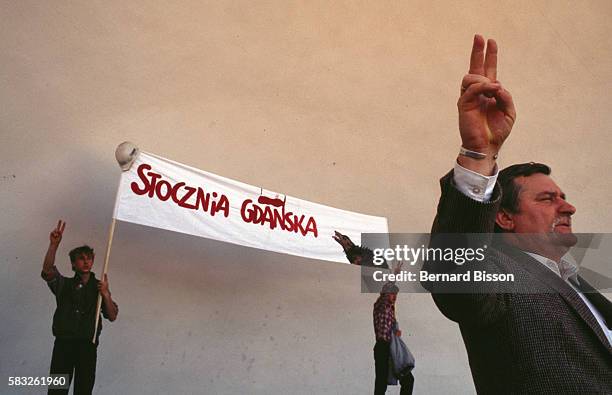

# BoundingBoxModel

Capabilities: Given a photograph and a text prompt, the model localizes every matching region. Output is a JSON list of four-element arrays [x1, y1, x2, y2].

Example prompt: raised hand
[[392, 261, 404, 275], [43, 220, 65, 274], [332, 231, 355, 252], [457, 35, 516, 174], [49, 220, 66, 247]]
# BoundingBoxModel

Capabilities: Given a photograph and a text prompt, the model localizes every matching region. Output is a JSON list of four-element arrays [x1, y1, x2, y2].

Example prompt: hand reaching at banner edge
[[333, 231, 388, 269], [333, 231, 355, 251]]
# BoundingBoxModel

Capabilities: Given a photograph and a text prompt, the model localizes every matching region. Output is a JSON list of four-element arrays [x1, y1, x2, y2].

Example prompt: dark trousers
[[374, 340, 414, 395], [48, 338, 97, 395]]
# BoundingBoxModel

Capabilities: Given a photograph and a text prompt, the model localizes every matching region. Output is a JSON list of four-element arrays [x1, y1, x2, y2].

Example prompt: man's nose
[[559, 199, 576, 215]]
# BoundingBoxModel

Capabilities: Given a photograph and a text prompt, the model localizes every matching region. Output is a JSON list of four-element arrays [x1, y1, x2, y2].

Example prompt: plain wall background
[[2, 1, 611, 394]]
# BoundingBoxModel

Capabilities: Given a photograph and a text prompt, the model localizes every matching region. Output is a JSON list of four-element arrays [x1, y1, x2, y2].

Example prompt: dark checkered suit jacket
[[425, 171, 612, 394]]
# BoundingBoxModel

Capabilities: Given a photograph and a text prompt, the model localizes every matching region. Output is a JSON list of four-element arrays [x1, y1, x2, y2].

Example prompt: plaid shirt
[[373, 294, 396, 341]]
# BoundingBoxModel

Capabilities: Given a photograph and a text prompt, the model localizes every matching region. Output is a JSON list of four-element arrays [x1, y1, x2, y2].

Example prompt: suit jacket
[[425, 171, 612, 394]]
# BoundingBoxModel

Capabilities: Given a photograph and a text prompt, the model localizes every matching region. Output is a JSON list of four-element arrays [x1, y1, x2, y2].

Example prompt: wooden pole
[[92, 217, 117, 343], [91, 143, 138, 343]]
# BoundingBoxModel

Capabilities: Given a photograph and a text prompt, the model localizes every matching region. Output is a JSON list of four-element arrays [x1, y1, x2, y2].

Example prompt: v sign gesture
[[49, 220, 66, 247], [457, 35, 517, 176]]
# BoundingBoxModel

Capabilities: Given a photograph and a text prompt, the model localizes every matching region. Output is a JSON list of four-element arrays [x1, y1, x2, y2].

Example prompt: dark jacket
[[425, 171, 612, 394], [43, 269, 116, 345]]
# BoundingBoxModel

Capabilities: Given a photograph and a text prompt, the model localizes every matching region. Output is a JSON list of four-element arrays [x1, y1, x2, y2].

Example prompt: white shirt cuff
[[453, 161, 499, 202]]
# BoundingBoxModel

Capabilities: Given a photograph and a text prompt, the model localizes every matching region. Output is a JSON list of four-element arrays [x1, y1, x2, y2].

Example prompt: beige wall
[[2, 1, 611, 393]]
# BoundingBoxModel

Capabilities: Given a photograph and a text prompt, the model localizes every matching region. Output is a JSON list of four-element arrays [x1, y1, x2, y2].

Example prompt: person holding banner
[[372, 282, 414, 395], [41, 220, 119, 395], [334, 231, 414, 394]]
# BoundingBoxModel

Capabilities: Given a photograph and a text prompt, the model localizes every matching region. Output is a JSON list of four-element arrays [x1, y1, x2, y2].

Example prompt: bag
[[389, 322, 415, 378]]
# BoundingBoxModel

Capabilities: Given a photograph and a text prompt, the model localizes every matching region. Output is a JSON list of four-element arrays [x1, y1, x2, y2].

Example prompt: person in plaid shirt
[[334, 232, 414, 394], [373, 283, 398, 342]]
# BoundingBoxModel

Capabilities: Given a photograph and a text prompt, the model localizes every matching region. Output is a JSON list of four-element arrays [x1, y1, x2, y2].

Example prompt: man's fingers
[[494, 88, 517, 124], [468, 34, 486, 76], [461, 74, 491, 95], [468, 36, 498, 79], [484, 39, 498, 81], [59, 221, 66, 234], [332, 236, 345, 247], [460, 82, 501, 105]]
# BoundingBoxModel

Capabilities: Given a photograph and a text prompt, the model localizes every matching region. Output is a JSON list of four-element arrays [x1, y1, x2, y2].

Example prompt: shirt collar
[[73, 272, 96, 285], [524, 251, 579, 283]]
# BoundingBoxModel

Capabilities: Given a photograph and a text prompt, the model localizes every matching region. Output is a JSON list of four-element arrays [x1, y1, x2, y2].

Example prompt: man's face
[[509, 173, 577, 248], [72, 253, 94, 274]]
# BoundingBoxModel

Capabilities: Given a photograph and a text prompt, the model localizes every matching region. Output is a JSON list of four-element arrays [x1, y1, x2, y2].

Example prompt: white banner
[[113, 152, 388, 263]]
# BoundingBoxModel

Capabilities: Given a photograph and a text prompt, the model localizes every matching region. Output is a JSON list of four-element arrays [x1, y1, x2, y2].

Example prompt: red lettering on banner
[[156, 180, 172, 201], [170, 182, 185, 204], [257, 195, 285, 207], [131, 164, 162, 198], [240, 198, 318, 238], [177, 186, 197, 209], [130, 163, 229, 217], [305, 217, 318, 237], [130, 163, 315, 236], [212, 194, 230, 218], [195, 188, 210, 211]]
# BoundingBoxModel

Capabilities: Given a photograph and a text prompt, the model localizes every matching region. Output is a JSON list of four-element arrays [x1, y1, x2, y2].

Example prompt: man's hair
[[69, 245, 95, 263], [495, 162, 551, 232]]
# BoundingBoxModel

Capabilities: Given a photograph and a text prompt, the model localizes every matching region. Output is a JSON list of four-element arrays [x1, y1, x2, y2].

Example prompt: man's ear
[[495, 209, 515, 232]]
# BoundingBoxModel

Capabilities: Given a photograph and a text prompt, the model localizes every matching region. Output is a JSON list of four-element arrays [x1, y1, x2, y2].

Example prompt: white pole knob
[[115, 142, 140, 171]]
